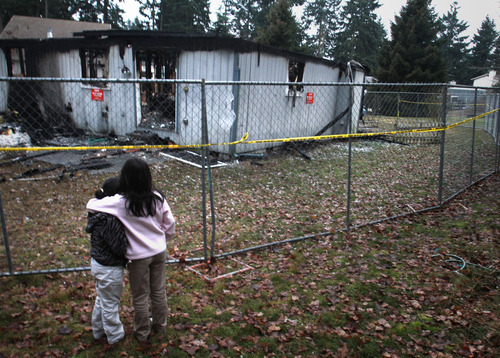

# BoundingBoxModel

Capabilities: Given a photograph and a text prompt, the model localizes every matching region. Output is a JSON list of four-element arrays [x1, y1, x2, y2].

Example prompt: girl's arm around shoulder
[[86, 194, 123, 215]]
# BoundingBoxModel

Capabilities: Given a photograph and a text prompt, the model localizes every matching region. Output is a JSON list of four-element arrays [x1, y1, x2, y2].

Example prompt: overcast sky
[[122, 0, 500, 40]]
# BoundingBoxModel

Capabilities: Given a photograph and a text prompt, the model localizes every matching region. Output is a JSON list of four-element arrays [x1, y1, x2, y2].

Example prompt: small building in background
[[0, 15, 111, 40], [472, 70, 499, 88]]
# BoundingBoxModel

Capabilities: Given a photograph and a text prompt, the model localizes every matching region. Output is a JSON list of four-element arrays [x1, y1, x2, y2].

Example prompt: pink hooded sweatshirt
[[86, 193, 175, 260]]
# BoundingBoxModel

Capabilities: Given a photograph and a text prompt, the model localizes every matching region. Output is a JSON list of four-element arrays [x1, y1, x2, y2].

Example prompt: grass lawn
[[0, 137, 498, 357]]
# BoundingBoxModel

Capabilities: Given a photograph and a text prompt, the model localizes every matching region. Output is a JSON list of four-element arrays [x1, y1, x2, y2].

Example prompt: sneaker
[[93, 333, 106, 341], [108, 332, 125, 345]]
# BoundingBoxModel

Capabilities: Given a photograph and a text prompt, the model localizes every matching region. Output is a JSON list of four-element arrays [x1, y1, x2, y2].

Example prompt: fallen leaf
[[268, 325, 281, 332], [58, 326, 72, 335]]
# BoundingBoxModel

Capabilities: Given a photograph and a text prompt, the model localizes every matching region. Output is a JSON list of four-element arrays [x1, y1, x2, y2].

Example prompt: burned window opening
[[8, 48, 27, 77], [136, 50, 177, 132], [80, 49, 109, 87], [288, 60, 305, 94]]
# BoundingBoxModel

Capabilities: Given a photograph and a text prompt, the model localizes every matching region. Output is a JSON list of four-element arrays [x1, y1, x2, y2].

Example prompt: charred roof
[[0, 28, 347, 70]]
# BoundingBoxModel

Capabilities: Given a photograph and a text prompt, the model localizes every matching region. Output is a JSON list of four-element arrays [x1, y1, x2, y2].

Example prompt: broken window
[[136, 50, 177, 131], [80, 48, 109, 86], [7, 48, 26, 77], [288, 59, 305, 95]]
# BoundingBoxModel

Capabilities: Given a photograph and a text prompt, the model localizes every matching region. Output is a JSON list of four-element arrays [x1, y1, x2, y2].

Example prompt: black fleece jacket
[[86, 212, 128, 267]]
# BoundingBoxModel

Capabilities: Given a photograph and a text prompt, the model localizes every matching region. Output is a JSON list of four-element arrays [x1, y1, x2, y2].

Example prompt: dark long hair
[[119, 157, 164, 217]]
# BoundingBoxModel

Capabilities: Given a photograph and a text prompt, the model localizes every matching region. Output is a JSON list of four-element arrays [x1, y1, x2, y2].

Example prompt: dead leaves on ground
[[0, 175, 499, 357]]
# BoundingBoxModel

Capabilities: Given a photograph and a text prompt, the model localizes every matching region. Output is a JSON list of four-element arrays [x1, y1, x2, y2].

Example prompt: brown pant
[[128, 251, 168, 341]]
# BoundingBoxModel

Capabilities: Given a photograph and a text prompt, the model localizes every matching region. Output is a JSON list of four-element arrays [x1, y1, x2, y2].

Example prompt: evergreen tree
[[137, 0, 210, 32], [211, 5, 232, 36], [437, 1, 470, 84], [334, 0, 386, 71], [221, 0, 267, 40], [137, 0, 155, 31], [255, 0, 302, 51], [77, 0, 101, 23], [252, 0, 276, 37], [44, 0, 80, 19], [137, 0, 160, 29], [301, 0, 342, 58], [493, 36, 500, 71], [124, 16, 146, 30], [189, 0, 211, 32], [159, 0, 210, 32], [219, 0, 304, 40], [469, 16, 498, 80], [377, 0, 446, 83], [1, 0, 79, 29], [76, 0, 124, 28], [106, 0, 125, 28]]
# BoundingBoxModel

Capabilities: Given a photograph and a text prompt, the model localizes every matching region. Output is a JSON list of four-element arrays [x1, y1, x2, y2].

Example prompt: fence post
[[200, 79, 217, 262], [0, 191, 13, 274], [229, 54, 241, 158], [200, 79, 209, 261], [495, 89, 500, 173], [397, 92, 400, 119], [437, 85, 448, 205], [469, 88, 478, 183], [207, 147, 217, 261], [416, 92, 420, 119], [346, 83, 353, 233]]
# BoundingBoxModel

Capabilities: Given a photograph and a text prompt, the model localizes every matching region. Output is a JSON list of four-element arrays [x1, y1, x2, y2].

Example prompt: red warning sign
[[306, 92, 314, 104], [91, 89, 104, 101]]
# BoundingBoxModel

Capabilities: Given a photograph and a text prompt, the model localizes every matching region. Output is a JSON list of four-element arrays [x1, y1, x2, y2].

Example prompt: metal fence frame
[[0, 79, 499, 277]]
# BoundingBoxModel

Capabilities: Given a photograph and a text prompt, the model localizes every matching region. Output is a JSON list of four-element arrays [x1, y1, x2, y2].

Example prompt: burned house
[[0, 16, 366, 155]]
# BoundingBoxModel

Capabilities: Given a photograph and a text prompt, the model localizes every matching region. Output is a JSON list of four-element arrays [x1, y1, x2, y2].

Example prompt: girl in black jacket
[[87, 177, 127, 345]]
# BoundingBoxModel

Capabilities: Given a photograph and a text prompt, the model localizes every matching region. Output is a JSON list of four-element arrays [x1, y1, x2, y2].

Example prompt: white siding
[[174, 50, 361, 155], [0, 50, 8, 112], [350, 68, 366, 134], [56, 50, 106, 134], [177, 50, 236, 148], [234, 53, 344, 153], [106, 46, 137, 135], [32, 46, 139, 136]]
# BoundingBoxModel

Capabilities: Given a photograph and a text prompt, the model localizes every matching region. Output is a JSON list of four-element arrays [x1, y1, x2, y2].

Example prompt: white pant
[[91, 258, 125, 344]]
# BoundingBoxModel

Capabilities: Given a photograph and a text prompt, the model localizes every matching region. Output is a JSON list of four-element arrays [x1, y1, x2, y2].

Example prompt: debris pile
[[0, 124, 32, 147]]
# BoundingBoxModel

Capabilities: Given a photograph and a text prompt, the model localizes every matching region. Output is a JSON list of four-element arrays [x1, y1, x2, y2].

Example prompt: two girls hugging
[[86, 157, 175, 345]]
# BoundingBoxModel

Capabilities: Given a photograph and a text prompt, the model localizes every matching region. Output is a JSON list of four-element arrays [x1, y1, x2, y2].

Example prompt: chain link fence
[[0, 78, 499, 276]]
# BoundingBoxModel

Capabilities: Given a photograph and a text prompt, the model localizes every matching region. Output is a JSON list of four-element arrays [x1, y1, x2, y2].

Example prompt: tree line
[[1, 0, 498, 85]]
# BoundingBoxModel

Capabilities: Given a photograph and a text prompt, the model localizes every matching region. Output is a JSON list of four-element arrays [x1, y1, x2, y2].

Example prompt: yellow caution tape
[[0, 132, 249, 152], [399, 99, 486, 106], [241, 108, 499, 145], [0, 109, 497, 152], [399, 99, 441, 105]]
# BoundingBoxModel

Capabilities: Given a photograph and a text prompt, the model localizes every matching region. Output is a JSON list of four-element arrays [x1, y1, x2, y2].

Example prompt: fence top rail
[[0, 77, 205, 84], [0, 77, 366, 86], [1, 77, 498, 92], [365, 91, 443, 95], [0, 77, 447, 87]]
